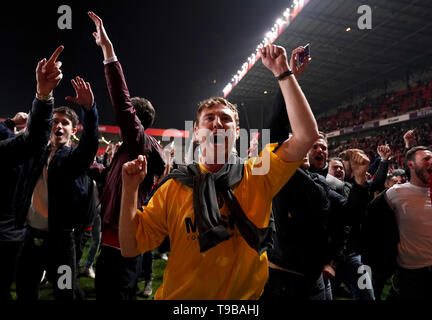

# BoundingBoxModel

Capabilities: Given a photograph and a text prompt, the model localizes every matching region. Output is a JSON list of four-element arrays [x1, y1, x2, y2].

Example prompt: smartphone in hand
[[298, 43, 310, 66]]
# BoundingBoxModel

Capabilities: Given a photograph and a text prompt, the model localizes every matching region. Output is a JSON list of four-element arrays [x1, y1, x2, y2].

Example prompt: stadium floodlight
[[276, 18, 285, 26], [223, 83, 233, 97], [223, 0, 310, 97]]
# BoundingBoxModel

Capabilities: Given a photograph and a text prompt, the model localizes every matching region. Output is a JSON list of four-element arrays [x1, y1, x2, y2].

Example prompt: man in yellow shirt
[[119, 44, 319, 299]]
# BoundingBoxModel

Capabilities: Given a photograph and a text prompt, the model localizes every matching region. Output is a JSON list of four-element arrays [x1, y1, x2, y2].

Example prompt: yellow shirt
[[135, 143, 301, 299]]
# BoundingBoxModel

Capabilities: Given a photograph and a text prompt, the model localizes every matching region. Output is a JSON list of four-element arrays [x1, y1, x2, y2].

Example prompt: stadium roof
[[226, 0, 432, 128]]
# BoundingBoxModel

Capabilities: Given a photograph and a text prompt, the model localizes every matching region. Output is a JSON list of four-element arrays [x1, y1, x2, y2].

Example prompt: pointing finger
[[47, 45, 64, 66]]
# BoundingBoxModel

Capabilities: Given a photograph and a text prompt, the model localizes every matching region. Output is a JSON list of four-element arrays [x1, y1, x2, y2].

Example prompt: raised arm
[[120, 155, 148, 257], [370, 145, 392, 193], [63, 76, 99, 178], [0, 46, 64, 162], [266, 46, 311, 143], [88, 11, 145, 153], [260, 44, 319, 162]]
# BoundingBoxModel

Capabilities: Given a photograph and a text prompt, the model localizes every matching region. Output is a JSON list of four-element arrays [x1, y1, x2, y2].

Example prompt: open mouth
[[55, 131, 63, 137], [315, 155, 324, 162], [335, 172, 344, 179], [209, 134, 226, 146]]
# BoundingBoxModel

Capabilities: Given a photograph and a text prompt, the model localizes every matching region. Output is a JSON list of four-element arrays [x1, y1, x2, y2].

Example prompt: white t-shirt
[[385, 182, 432, 269]]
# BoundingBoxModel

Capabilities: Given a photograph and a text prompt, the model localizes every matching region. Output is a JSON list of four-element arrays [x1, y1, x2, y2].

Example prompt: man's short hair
[[196, 97, 239, 127], [328, 157, 343, 164], [53, 106, 79, 128], [318, 131, 327, 142], [405, 146, 429, 163], [391, 168, 406, 177], [131, 97, 155, 129]]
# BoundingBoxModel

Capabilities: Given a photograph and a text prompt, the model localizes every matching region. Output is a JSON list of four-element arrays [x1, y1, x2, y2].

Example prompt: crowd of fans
[[328, 117, 432, 169], [318, 78, 432, 132]]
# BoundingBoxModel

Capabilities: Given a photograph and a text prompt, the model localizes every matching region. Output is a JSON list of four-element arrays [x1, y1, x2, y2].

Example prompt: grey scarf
[[147, 154, 273, 254]]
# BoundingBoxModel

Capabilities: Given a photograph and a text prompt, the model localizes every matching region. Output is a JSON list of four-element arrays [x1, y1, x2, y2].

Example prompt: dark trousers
[[261, 267, 329, 301], [95, 245, 140, 300], [15, 227, 77, 300], [398, 265, 432, 300], [0, 241, 22, 300], [138, 250, 153, 282]]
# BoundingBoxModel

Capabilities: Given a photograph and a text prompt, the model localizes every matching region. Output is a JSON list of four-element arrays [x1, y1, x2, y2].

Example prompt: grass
[[10, 244, 168, 301]]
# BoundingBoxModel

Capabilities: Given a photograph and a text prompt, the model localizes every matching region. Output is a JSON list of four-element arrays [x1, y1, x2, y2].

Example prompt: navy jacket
[[0, 98, 53, 241], [16, 105, 99, 233]]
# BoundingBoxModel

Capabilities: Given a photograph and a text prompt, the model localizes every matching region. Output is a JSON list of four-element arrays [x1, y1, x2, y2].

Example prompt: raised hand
[[349, 149, 371, 185], [377, 144, 392, 161], [65, 76, 95, 110], [36, 45, 64, 96], [122, 155, 147, 191], [88, 11, 116, 62], [290, 46, 310, 79], [260, 44, 290, 77], [88, 11, 111, 47], [403, 129, 417, 149], [11, 112, 28, 126]]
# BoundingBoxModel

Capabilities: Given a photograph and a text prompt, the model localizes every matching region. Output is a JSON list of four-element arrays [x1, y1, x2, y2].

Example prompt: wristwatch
[[36, 92, 54, 102]]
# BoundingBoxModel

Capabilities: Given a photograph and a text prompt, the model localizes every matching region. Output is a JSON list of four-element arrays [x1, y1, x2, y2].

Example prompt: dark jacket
[[309, 163, 329, 178], [335, 163, 388, 256], [360, 189, 399, 280], [16, 106, 99, 233], [369, 159, 389, 196], [88, 61, 165, 248], [268, 168, 331, 280], [268, 166, 370, 279], [0, 98, 53, 241]]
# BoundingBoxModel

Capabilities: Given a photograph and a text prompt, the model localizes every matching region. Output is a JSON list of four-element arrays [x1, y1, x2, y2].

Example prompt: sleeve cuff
[[103, 56, 118, 65]]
